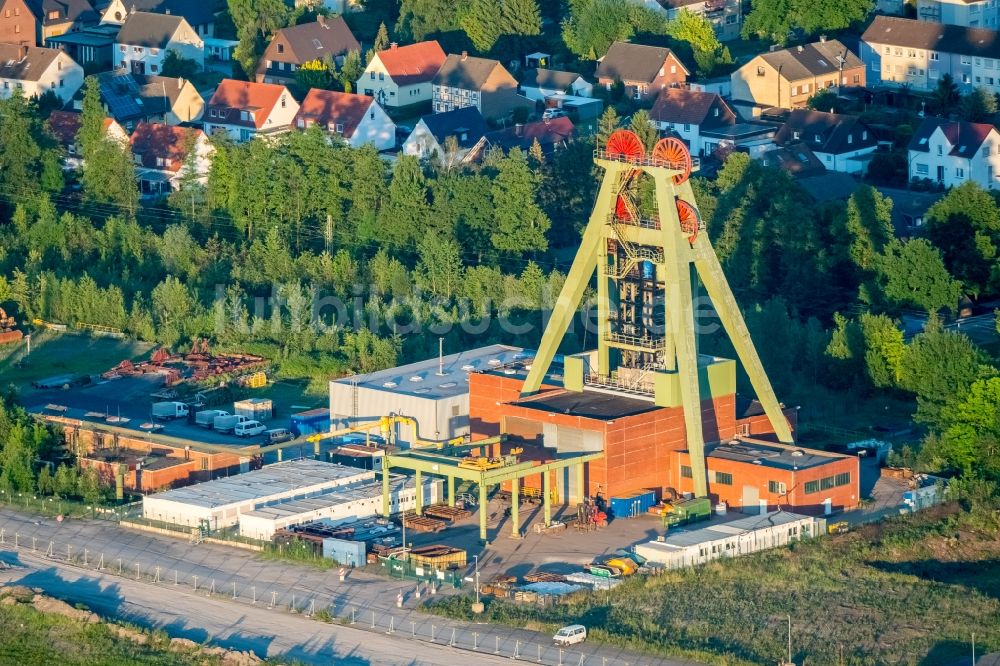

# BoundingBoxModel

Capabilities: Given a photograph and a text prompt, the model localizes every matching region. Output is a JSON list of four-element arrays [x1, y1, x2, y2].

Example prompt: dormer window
[[47, 9, 59, 19], [793, 131, 800, 140], [814, 134, 821, 143], [862, 130, 868, 140], [847, 134, 853, 144]]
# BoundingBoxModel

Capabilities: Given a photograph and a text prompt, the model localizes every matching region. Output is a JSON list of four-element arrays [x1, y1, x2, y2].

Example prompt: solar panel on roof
[[101, 72, 143, 120]]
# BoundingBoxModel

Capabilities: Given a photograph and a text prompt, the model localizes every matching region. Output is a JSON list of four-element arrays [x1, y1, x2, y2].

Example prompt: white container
[[715, 502, 727, 515], [234, 398, 273, 421]]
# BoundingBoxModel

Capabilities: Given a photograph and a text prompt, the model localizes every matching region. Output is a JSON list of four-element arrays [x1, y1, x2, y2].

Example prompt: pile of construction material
[[422, 504, 472, 523], [402, 512, 447, 533], [0, 308, 23, 345], [407, 545, 466, 569]]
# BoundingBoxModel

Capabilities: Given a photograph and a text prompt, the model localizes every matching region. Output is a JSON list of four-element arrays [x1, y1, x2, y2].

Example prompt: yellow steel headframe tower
[[521, 130, 793, 497]]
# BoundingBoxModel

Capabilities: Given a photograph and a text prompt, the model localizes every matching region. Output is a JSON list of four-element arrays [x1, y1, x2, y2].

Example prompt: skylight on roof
[[919, 137, 927, 144], [313, 38, 323, 49], [817, 59, 827, 67], [408, 375, 423, 382], [439, 382, 457, 388]]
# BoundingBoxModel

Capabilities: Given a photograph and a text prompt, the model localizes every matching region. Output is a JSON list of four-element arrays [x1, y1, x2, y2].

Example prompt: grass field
[[0, 600, 223, 666], [0, 331, 154, 392], [428, 502, 1000, 665]]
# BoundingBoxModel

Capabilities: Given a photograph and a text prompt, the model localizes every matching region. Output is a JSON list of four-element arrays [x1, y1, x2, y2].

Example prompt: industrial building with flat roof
[[329, 344, 535, 446], [142, 459, 373, 528], [634, 511, 823, 569], [672, 440, 859, 515], [238, 475, 442, 541]]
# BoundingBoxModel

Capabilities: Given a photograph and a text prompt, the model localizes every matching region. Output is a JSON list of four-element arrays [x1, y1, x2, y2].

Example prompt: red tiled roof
[[376, 40, 446, 86], [129, 121, 203, 172], [650, 88, 734, 127], [293, 89, 374, 138], [47, 111, 120, 147], [908, 116, 996, 157], [484, 116, 574, 153], [208, 79, 289, 129]]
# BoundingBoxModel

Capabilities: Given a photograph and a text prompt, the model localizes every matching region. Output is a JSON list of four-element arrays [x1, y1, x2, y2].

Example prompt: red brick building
[[672, 440, 860, 515], [469, 368, 857, 514], [595, 41, 689, 101]]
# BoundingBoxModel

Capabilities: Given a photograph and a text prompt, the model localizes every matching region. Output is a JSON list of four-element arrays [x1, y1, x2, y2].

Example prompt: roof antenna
[[437, 337, 445, 376]]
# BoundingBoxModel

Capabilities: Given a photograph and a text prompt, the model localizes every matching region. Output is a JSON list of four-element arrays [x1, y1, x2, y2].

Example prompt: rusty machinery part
[[0, 307, 15, 330], [653, 137, 692, 185], [606, 129, 645, 222], [676, 199, 701, 244], [150, 348, 171, 364]]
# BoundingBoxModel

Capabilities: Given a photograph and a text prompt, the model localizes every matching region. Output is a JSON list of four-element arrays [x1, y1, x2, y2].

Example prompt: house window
[[984, 145, 992, 157], [907, 49, 916, 58], [931, 52, 939, 61], [59, 78, 63, 87], [804, 480, 819, 494], [793, 131, 800, 140], [151, 64, 158, 72], [277, 43, 284, 54], [370, 72, 375, 79], [757, 66, 765, 76], [151, 48, 158, 55], [883, 46, 890, 55], [156, 157, 166, 167], [916, 163, 928, 175], [854, 74, 860, 84], [683, 123, 691, 131], [378, 72, 384, 80], [278, 62, 285, 70], [335, 123, 343, 132], [791, 85, 798, 95], [725, 13, 736, 24], [134, 46, 143, 53], [120, 45, 126, 52], [768, 481, 786, 494], [962, 56, 972, 65], [894, 48, 902, 56], [48, 9, 59, 19], [957, 167, 965, 178], [670, 64, 676, 74], [937, 144, 943, 155], [280, 95, 286, 108], [681, 465, 693, 478], [715, 471, 733, 485], [847, 134, 853, 144]]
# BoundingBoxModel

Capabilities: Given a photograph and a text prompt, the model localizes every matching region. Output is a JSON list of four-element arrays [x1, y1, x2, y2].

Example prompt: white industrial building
[[142, 459, 373, 529], [238, 475, 443, 541], [329, 344, 530, 446], [634, 512, 824, 569]]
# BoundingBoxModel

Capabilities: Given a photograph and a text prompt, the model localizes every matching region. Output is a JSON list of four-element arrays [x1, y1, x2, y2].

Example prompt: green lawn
[[0, 600, 221, 666], [427, 502, 1000, 665], [0, 331, 154, 392]]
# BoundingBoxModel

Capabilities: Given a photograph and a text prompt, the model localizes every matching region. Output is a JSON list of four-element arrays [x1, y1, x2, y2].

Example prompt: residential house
[[861, 15, 1000, 93], [917, 0, 999, 28], [431, 52, 530, 120], [113, 11, 204, 75], [519, 68, 592, 102], [0, 0, 98, 47], [649, 88, 737, 157], [642, 0, 742, 41], [47, 109, 126, 168], [0, 42, 83, 102], [760, 142, 826, 177], [203, 78, 299, 142], [129, 121, 213, 195], [731, 38, 864, 112], [773, 109, 878, 174], [74, 69, 202, 130], [471, 116, 574, 160], [595, 41, 688, 101], [402, 105, 488, 163], [101, 0, 220, 38], [907, 116, 1000, 188], [47, 23, 120, 71], [293, 89, 395, 150], [357, 40, 445, 108], [256, 16, 360, 85]]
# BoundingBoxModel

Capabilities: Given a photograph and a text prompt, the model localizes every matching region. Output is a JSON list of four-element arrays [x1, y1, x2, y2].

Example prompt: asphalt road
[[0, 508, 701, 666], [0, 550, 507, 666]]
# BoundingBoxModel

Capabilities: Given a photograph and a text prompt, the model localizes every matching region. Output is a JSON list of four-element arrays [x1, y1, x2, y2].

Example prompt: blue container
[[290, 408, 331, 437], [609, 490, 657, 519], [640, 261, 655, 281]]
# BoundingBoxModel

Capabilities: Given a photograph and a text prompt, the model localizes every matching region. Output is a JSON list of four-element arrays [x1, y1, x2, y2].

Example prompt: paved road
[[0, 549, 506, 666], [0, 508, 700, 666]]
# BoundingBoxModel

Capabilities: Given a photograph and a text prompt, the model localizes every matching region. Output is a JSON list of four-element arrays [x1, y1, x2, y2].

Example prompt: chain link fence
[[0, 526, 647, 666]]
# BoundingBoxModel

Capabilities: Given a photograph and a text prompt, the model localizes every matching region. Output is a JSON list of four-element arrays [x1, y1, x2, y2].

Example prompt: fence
[[0, 527, 641, 666], [378, 556, 464, 588], [0, 491, 137, 522]]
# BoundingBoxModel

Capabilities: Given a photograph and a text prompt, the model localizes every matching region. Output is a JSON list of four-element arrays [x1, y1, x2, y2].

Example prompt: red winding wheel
[[653, 137, 692, 185], [606, 129, 645, 162], [676, 199, 700, 243], [607, 130, 645, 221]]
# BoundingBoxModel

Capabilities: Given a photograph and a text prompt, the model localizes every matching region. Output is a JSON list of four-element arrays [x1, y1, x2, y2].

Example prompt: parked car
[[214, 414, 249, 433], [264, 428, 293, 444], [542, 108, 567, 120], [553, 625, 587, 646], [235, 420, 267, 437]]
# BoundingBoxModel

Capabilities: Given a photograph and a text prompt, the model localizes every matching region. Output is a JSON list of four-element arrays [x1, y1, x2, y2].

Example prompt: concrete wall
[[329, 382, 468, 445]]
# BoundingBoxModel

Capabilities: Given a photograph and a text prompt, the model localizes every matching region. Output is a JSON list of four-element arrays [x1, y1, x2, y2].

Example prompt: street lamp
[[471, 554, 484, 614]]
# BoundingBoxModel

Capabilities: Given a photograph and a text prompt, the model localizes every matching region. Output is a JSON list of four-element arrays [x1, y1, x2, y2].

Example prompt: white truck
[[152, 401, 188, 420], [213, 414, 250, 434], [196, 409, 229, 428]]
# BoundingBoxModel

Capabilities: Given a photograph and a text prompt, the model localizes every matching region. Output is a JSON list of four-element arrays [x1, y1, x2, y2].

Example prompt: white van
[[234, 420, 267, 437], [264, 428, 293, 444], [553, 625, 587, 646]]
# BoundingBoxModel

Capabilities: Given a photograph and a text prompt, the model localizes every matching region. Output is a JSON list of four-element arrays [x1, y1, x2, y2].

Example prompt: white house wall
[[349, 101, 396, 150]]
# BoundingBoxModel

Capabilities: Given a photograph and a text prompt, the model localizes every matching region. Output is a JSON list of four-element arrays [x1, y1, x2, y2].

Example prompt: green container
[[663, 497, 712, 527]]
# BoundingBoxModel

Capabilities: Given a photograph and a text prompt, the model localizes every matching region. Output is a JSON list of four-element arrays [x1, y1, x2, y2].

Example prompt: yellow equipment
[[828, 521, 849, 534], [304, 414, 470, 449]]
